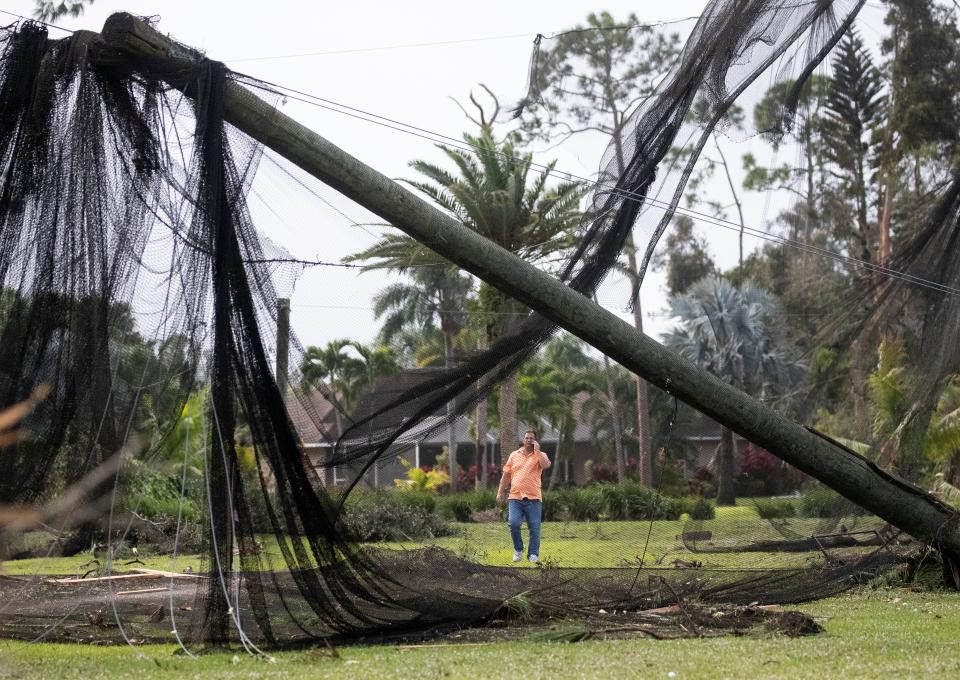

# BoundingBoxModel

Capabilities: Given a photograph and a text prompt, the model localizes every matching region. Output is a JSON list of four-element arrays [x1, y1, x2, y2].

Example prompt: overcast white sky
[[3, 0, 893, 351]]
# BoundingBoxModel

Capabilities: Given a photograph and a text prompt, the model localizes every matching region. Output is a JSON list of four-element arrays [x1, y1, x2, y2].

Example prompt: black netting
[[0, 0, 951, 651]]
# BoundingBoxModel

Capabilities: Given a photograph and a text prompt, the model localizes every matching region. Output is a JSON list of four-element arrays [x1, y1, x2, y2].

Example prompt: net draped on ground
[[0, 0, 940, 647]]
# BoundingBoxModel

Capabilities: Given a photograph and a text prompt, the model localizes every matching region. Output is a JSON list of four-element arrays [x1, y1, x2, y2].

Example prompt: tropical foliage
[[663, 276, 804, 505]]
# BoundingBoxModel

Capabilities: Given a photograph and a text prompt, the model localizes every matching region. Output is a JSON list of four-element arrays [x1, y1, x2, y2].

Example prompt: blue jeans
[[508, 499, 542, 557]]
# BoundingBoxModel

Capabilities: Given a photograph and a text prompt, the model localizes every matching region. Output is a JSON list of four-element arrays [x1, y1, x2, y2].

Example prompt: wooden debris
[[131, 567, 203, 579], [670, 559, 703, 569], [51, 573, 151, 584], [49, 567, 203, 584], [116, 587, 168, 596], [640, 604, 681, 616]]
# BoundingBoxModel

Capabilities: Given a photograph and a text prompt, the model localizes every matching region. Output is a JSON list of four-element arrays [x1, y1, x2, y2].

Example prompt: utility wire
[[243, 78, 960, 299], [0, 8, 74, 32], [227, 33, 535, 63], [225, 4, 893, 63], [224, 13, 704, 63], [6, 4, 948, 297]]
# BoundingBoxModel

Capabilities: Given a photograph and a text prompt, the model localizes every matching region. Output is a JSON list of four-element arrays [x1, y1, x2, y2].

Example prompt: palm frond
[[399, 179, 465, 221]]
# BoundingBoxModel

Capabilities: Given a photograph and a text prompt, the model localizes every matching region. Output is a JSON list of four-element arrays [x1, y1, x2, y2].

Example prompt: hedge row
[[543, 483, 714, 521], [430, 483, 713, 522], [342, 483, 715, 539], [342, 490, 455, 541], [753, 487, 868, 519]]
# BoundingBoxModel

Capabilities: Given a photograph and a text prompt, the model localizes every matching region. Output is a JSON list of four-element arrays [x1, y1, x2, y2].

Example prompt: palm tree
[[581, 361, 636, 478], [389, 326, 446, 369], [538, 335, 598, 489], [345, 244, 472, 488], [833, 338, 960, 478], [299, 338, 402, 437], [663, 276, 804, 505], [366, 266, 472, 368], [349, 342, 401, 395], [299, 339, 364, 437], [404, 123, 585, 459]]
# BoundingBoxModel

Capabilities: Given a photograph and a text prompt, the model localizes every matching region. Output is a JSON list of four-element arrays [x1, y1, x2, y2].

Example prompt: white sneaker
[[512, 551, 523, 562], [528, 554, 538, 563]]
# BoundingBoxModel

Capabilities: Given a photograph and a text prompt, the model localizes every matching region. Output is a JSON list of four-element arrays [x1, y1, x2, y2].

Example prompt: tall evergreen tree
[[513, 12, 682, 487], [821, 29, 886, 256]]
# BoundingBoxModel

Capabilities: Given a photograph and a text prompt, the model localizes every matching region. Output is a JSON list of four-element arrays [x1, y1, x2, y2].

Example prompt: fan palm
[[663, 276, 804, 505]]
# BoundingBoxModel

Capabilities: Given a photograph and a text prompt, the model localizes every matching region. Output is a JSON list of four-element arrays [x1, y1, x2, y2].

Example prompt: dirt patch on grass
[[390, 603, 823, 647]]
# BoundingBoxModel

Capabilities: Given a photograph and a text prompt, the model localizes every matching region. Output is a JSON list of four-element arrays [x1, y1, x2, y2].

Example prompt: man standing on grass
[[497, 429, 551, 563]]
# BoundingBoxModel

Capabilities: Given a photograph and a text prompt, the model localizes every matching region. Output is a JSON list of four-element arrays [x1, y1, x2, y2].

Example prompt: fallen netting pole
[[96, 13, 960, 570]]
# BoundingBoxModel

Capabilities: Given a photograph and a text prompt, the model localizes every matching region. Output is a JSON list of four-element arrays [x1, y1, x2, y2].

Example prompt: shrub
[[693, 466, 714, 482], [800, 486, 864, 518], [342, 490, 453, 541], [698, 480, 717, 499], [394, 464, 449, 493], [604, 482, 684, 520], [393, 489, 436, 514], [587, 461, 619, 483], [653, 462, 687, 498], [735, 478, 767, 497], [427, 489, 499, 522], [540, 492, 564, 521], [737, 444, 807, 495], [599, 483, 629, 520], [681, 466, 712, 498], [551, 483, 685, 521], [437, 496, 474, 523], [556, 487, 605, 521], [740, 444, 779, 478], [463, 464, 501, 488], [456, 488, 497, 512], [129, 471, 201, 523], [753, 497, 797, 519], [628, 485, 684, 520], [680, 496, 715, 520]]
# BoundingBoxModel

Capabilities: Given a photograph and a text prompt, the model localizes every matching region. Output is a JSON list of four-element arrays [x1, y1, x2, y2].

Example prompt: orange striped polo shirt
[[503, 448, 545, 501]]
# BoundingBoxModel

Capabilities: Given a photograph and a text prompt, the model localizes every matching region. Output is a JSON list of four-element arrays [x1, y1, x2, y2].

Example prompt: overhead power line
[[224, 14, 704, 63], [242, 77, 960, 299], [4, 3, 948, 297], [0, 7, 73, 32]]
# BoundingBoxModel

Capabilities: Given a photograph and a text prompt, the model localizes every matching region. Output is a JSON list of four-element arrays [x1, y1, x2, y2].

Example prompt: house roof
[[351, 367, 447, 422], [285, 386, 341, 445], [290, 369, 598, 448]]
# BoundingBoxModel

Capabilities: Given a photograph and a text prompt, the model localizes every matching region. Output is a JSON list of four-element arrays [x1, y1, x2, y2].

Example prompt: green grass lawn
[[0, 587, 957, 679], [0, 505, 952, 679], [1, 552, 205, 577], [378, 502, 875, 570], [1, 505, 875, 576]]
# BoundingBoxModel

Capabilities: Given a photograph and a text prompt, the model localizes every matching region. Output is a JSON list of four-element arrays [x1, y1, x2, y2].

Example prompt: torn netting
[[0, 0, 908, 649], [0, 20, 436, 645], [331, 0, 866, 481]]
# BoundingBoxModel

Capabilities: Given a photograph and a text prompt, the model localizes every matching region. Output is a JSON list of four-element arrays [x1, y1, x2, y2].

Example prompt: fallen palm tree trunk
[[94, 14, 960, 573]]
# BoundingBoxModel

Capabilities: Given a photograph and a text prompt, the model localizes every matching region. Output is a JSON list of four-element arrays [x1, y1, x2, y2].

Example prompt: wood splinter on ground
[[115, 587, 169, 596], [49, 568, 203, 584]]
